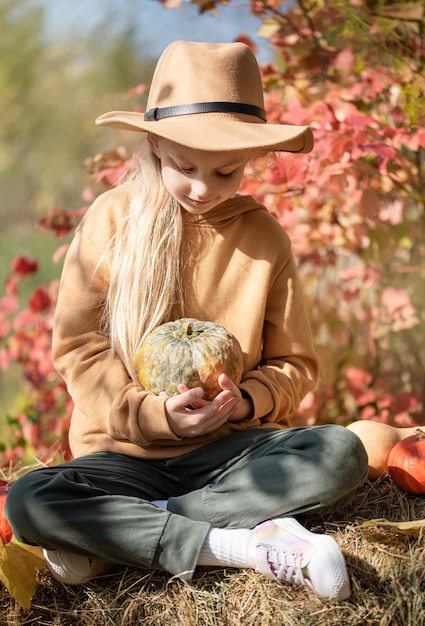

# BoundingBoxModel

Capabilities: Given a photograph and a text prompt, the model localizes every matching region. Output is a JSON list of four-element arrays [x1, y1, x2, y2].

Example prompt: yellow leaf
[[0, 537, 45, 609], [360, 518, 425, 535], [257, 17, 284, 39]]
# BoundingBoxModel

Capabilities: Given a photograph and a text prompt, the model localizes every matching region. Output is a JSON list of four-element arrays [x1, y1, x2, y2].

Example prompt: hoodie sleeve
[[228, 210, 319, 426], [239, 249, 319, 425], [51, 187, 181, 447]]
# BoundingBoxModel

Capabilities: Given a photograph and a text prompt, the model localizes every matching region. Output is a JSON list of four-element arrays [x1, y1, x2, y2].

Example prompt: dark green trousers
[[6, 426, 367, 580]]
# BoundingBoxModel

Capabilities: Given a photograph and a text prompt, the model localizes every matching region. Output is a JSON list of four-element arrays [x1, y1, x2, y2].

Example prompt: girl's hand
[[164, 373, 251, 438]]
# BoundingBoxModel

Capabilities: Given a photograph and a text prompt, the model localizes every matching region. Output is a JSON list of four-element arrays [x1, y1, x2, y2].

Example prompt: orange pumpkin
[[387, 429, 425, 494], [0, 480, 13, 545], [346, 421, 420, 479], [135, 318, 244, 401]]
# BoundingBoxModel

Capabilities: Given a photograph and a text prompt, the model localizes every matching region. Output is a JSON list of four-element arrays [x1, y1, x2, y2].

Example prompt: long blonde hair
[[104, 140, 185, 381]]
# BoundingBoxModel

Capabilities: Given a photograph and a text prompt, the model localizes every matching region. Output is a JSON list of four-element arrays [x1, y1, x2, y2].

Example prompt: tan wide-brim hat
[[96, 40, 314, 154]]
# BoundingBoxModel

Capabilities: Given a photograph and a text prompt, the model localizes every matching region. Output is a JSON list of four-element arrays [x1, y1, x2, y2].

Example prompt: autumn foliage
[[1, 0, 424, 467]]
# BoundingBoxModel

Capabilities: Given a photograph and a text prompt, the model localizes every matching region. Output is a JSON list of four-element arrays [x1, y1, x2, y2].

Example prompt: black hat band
[[144, 101, 266, 122]]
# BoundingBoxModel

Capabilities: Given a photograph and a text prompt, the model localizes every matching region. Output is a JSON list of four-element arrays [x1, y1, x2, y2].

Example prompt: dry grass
[[1, 478, 425, 626]]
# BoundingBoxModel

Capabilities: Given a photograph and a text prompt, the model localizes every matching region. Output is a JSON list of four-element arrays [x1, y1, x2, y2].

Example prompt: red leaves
[[242, 52, 423, 426], [0, 143, 134, 467], [0, 482, 12, 545], [39, 206, 85, 238], [0, 250, 72, 467], [12, 257, 38, 277], [243, 26, 424, 428], [83, 147, 134, 190], [29, 287, 51, 313], [1, 1, 424, 468]]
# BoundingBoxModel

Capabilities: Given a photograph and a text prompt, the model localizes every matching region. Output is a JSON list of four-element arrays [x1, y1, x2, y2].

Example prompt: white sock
[[152, 500, 168, 510], [197, 527, 254, 568]]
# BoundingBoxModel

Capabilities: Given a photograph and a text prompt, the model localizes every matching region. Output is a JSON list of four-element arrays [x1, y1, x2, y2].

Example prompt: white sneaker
[[250, 517, 350, 600], [43, 548, 109, 585]]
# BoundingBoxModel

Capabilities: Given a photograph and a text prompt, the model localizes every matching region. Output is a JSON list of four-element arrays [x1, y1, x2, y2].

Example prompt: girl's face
[[149, 136, 250, 214]]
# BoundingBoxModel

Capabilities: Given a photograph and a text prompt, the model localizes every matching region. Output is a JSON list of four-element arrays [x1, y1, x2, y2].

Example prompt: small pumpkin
[[135, 318, 244, 400], [346, 421, 420, 479], [387, 429, 425, 494], [0, 480, 13, 545]]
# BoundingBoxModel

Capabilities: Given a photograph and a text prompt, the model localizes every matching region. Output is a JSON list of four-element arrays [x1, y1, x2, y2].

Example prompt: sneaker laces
[[250, 518, 350, 599], [255, 542, 310, 587]]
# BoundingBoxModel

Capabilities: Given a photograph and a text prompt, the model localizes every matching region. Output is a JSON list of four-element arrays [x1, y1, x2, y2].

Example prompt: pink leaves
[[332, 49, 354, 72], [0, 252, 72, 467], [1, 0, 424, 468], [340, 366, 420, 427], [244, 36, 424, 428], [380, 287, 419, 332], [0, 143, 135, 467], [379, 200, 404, 225]]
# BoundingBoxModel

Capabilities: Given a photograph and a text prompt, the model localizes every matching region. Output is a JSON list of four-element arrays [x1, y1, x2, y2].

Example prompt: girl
[[6, 40, 367, 600]]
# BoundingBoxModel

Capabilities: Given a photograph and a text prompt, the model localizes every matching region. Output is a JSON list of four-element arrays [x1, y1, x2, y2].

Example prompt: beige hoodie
[[52, 182, 318, 459]]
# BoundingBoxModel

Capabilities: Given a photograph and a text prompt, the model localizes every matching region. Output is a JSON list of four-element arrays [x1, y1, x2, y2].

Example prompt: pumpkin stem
[[183, 320, 203, 338], [416, 428, 425, 441]]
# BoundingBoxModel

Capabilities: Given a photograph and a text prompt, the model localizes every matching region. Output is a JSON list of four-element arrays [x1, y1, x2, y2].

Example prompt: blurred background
[[0, 0, 266, 419], [2, 0, 424, 464], [0, 0, 264, 286]]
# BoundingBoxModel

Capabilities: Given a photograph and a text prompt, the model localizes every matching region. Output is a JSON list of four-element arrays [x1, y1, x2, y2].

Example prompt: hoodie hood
[[182, 194, 267, 229]]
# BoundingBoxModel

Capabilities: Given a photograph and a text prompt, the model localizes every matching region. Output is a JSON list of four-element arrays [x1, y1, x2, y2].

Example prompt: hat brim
[[95, 111, 314, 154]]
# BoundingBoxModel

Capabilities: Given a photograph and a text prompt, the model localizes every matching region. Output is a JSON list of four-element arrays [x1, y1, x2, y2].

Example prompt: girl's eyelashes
[[171, 159, 236, 179], [177, 163, 194, 174], [172, 160, 193, 174]]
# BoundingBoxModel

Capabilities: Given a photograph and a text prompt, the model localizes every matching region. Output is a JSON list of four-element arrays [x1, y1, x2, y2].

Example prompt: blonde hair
[[103, 140, 185, 381], [102, 139, 262, 381]]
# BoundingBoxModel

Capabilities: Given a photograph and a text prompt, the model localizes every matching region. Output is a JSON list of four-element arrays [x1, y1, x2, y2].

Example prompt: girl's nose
[[191, 176, 211, 198]]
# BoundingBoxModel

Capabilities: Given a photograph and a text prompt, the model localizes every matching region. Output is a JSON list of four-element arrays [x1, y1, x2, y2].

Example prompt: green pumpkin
[[135, 318, 244, 400]]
